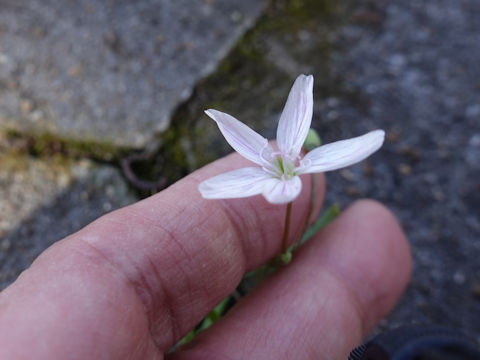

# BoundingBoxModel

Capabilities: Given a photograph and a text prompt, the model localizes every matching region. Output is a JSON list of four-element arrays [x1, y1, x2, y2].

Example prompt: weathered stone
[[0, 155, 137, 289], [0, 0, 267, 147]]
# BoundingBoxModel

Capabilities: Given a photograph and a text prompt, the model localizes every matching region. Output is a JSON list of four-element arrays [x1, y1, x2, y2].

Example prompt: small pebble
[[432, 188, 445, 202], [20, 100, 33, 115], [386, 129, 401, 143], [340, 169, 355, 181], [345, 186, 360, 197], [398, 163, 412, 176], [326, 97, 340, 107], [326, 110, 339, 121], [68, 65, 82, 77], [399, 147, 420, 162], [231, 10, 242, 23], [453, 270, 466, 285], [0, 239, 11, 251], [103, 202, 112, 212], [363, 161, 374, 177]]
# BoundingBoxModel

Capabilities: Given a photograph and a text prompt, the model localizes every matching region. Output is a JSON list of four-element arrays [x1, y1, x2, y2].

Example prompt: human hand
[[0, 151, 411, 359]]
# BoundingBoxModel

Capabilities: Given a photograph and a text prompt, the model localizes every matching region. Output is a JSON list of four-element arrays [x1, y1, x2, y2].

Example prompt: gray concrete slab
[[0, 0, 266, 147], [0, 156, 137, 289]]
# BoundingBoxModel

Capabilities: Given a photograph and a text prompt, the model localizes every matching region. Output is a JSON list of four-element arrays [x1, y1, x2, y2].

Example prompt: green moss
[[157, 127, 189, 180], [2, 152, 64, 169], [0, 152, 30, 172], [0, 128, 129, 162]]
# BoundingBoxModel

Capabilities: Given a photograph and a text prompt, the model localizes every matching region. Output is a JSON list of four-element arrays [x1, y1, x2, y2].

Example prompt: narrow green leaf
[[198, 296, 231, 331], [178, 296, 231, 344], [178, 329, 196, 345]]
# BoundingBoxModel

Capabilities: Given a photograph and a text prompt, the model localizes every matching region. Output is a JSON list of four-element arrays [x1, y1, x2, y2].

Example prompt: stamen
[[295, 158, 312, 174], [262, 166, 280, 177]]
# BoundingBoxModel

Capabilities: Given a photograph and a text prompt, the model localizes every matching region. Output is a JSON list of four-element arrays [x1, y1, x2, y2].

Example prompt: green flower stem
[[300, 173, 317, 242], [281, 202, 293, 254]]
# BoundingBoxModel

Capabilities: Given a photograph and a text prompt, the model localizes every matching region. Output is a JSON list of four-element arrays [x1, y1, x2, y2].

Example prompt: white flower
[[198, 74, 385, 204]]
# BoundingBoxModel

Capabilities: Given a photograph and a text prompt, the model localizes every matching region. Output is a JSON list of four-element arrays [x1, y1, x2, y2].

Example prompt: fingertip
[[348, 198, 413, 286], [169, 199, 412, 360], [312, 198, 412, 332]]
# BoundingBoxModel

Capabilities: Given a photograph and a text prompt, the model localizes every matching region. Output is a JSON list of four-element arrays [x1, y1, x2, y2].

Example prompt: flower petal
[[262, 176, 302, 204], [198, 167, 272, 199], [205, 109, 268, 165], [300, 130, 385, 174], [276, 74, 314, 159]]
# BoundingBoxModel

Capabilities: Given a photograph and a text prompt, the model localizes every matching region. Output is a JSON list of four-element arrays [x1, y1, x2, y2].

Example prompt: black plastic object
[[348, 325, 480, 360]]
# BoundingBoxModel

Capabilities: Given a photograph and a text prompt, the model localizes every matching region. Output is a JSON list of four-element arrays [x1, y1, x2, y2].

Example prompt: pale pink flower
[[198, 74, 385, 204]]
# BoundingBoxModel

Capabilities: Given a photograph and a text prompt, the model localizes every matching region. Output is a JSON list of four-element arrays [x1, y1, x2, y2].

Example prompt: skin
[[0, 151, 412, 359]]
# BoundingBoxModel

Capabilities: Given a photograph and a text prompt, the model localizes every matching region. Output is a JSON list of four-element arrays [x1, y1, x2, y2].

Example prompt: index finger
[[0, 150, 325, 356]]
